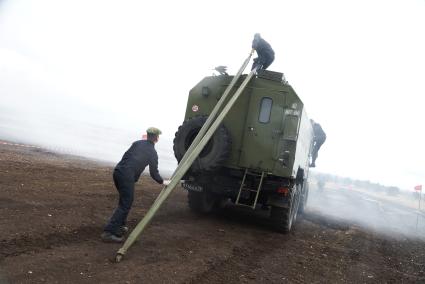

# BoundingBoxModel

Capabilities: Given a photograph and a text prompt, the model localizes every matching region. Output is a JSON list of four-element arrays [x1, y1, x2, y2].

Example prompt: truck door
[[238, 91, 282, 171]]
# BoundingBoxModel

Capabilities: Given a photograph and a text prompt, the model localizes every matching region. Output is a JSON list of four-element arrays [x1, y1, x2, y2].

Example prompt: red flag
[[414, 185, 422, 191]]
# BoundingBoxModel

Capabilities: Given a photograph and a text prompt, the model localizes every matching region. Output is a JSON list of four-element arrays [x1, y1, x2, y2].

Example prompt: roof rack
[[257, 69, 287, 84]]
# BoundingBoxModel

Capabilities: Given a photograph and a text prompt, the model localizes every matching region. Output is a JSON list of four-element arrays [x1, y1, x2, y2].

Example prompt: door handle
[[272, 129, 283, 138]]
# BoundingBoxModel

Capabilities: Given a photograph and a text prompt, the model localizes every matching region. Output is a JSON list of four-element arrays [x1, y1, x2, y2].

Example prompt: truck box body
[[183, 71, 313, 179]]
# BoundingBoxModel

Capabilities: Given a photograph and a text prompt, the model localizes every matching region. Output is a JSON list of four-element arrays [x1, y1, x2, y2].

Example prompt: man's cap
[[146, 127, 162, 135]]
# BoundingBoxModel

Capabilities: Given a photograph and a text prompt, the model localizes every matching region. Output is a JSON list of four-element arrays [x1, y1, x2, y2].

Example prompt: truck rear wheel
[[270, 206, 291, 233], [187, 191, 217, 214], [173, 116, 231, 172], [271, 184, 302, 232], [298, 181, 309, 215]]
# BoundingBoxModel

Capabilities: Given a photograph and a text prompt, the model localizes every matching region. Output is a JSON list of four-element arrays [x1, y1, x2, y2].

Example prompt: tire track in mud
[[0, 225, 100, 259], [376, 238, 425, 282], [0, 267, 9, 284], [185, 232, 282, 284], [183, 211, 354, 283], [184, 212, 347, 284]]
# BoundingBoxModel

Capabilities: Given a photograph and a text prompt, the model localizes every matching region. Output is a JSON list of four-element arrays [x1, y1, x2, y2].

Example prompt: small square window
[[258, 97, 273, 123]]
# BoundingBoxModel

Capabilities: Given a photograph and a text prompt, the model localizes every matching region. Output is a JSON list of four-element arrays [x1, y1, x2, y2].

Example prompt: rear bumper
[[182, 176, 292, 207]]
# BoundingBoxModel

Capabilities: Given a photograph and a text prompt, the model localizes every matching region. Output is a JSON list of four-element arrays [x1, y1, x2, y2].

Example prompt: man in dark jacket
[[310, 120, 326, 167], [251, 33, 275, 70], [102, 127, 165, 242]]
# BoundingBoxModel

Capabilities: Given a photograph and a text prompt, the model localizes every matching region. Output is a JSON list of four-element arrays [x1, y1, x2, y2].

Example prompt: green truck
[[173, 69, 314, 232]]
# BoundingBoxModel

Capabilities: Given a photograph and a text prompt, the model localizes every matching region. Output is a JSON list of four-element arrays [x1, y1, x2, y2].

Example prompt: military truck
[[173, 69, 313, 232]]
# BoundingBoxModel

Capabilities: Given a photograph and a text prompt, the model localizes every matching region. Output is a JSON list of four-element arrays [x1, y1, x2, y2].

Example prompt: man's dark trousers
[[312, 139, 325, 164], [104, 169, 134, 235], [251, 54, 274, 70]]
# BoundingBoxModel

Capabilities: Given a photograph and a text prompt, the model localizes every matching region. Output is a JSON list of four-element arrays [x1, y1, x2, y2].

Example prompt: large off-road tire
[[271, 184, 302, 233], [298, 181, 309, 215], [270, 206, 292, 233], [173, 116, 231, 172], [187, 191, 217, 214]]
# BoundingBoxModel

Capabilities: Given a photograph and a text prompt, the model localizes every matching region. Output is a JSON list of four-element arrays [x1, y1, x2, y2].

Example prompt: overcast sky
[[0, 0, 424, 189]]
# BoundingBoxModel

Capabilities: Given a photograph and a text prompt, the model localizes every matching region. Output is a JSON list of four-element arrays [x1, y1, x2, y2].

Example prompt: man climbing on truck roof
[[251, 33, 275, 71], [310, 120, 326, 167], [102, 127, 169, 243]]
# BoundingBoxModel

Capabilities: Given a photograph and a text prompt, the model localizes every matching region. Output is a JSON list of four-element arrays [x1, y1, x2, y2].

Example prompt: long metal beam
[[150, 50, 253, 204], [173, 49, 254, 170], [115, 56, 256, 262]]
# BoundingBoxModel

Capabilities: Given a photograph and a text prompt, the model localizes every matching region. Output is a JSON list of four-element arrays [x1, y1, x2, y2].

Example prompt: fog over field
[[0, 91, 177, 176], [307, 185, 425, 240]]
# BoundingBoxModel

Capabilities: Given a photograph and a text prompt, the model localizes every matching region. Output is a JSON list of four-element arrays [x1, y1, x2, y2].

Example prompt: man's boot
[[117, 226, 129, 237], [101, 231, 124, 243]]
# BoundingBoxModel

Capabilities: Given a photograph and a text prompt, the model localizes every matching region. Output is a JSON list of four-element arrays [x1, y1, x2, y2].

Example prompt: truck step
[[235, 169, 266, 209], [241, 188, 260, 193]]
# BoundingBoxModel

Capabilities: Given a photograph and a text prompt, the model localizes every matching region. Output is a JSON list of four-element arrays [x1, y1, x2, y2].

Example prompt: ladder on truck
[[115, 50, 258, 262], [236, 169, 266, 209]]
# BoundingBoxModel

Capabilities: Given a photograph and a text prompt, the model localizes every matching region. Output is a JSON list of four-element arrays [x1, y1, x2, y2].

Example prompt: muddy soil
[[0, 143, 424, 283]]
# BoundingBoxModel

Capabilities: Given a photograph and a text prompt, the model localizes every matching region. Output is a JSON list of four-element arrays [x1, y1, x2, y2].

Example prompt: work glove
[[163, 180, 171, 186]]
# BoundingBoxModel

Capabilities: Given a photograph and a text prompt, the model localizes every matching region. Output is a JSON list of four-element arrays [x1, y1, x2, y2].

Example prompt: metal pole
[[173, 49, 254, 171], [139, 50, 254, 211], [416, 191, 422, 231], [115, 66, 257, 262]]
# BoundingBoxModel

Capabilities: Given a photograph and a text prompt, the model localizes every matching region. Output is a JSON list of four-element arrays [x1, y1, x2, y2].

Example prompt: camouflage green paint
[[184, 74, 313, 179]]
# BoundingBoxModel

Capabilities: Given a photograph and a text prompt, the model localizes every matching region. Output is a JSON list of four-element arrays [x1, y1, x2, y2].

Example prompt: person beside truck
[[102, 127, 169, 243], [310, 120, 326, 167]]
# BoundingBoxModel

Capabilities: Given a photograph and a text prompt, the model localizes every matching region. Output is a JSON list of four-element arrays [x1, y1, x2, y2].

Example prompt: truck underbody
[[182, 167, 309, 232]]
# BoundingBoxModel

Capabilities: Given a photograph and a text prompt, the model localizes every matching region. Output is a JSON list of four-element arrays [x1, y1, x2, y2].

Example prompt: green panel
[[283, 115, 299, 141], [238, 88, 284, 172], [182, 74, 312, 179], [185, 76, 252, 167]]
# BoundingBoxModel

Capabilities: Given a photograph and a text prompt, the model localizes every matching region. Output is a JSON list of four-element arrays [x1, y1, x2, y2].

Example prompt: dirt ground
[[1, 143, 424, 283]]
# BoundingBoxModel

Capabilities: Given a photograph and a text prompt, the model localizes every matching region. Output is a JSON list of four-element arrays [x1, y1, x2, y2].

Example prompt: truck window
[[259, 97, 273, 123]]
